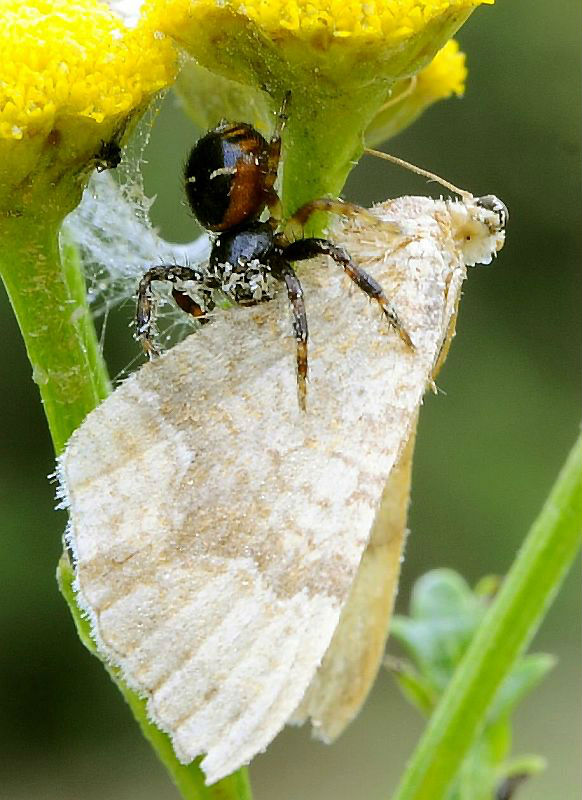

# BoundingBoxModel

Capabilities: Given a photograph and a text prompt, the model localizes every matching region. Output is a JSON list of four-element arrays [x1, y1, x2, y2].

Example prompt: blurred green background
[[1, 0, 579, 798]]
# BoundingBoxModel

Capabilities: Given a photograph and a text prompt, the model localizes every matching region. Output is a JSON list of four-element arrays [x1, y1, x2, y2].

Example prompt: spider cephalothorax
[[136, 93, 413, 409]]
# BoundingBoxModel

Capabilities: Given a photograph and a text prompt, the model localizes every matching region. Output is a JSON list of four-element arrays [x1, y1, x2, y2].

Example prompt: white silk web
[[61, 103, 210, 356]]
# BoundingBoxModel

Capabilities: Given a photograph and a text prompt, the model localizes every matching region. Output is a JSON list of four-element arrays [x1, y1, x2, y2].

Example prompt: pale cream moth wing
[[292, 424, 416, 740], [59, 194, 505, 783], [290, 194, 506, 740]]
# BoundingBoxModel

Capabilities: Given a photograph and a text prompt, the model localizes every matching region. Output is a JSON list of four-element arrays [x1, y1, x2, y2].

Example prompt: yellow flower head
[[197, 0, 487, 45], [152, 0, 491, 91], [0, 0, 176, 214], [1, 0, 175, 141], [416, 38, 467, 100], [152, 0, 492, 214]]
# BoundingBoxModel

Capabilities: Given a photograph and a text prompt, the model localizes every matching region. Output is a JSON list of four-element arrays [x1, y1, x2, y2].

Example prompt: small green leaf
[[500, 754, 546, 779], [391, 569, 485, 692], [493, 757, 546, 800], [410, 570, 478, 622], [473, 575, 502, 600], [484, 716, 512, 766], [489, 654, 556, 724], [450, 736, 496, 800], [385, 657, 437, 716]]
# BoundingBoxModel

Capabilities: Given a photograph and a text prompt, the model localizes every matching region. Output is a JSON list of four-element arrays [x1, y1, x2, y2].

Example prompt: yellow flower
[[150, 0, 494, 215], [151, 0, 491, 90], [415, 37, 467, 100], [0, 0, 176, 215], [192, 0, 488, 44]]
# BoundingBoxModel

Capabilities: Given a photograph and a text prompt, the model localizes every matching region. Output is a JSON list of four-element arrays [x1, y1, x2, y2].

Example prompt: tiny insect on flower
[[58, 150, 507, 781], [94, 140, 123, 173], [0, 0, 176, 215]]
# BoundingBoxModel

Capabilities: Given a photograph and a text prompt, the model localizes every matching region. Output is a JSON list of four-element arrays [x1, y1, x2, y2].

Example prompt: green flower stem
[[60, 235, 111, 407], [391, 434, 582, 800], [58, 557, 253, 800], [281, 83, 388, 232], [0, 215, 110, 454]]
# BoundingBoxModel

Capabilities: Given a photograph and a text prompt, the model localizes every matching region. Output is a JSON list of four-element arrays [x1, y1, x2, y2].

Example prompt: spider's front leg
[[263, 91, 291, 227], [136, 265, 215, 357], [283, 238, 415, 350], [285, 198, 402, 240], [274, 261, 309, 411]]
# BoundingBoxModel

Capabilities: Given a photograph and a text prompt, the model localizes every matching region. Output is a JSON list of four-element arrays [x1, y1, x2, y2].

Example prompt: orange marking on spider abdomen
[[220, 154, 268, 230], [207, 125, 269, 232]]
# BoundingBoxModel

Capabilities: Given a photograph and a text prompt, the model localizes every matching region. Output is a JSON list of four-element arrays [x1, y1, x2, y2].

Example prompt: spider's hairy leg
[[276, 262, 309, 411], [269, 90, 291, 154], [286, 198, 399, 240], [283, 238, 415, 351], [265, 191, 283, 229], [264, 92, 290, 228], [136, 265, 213, 358]]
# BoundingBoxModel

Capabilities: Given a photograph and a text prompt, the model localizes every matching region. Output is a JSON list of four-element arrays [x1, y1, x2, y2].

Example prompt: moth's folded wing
[[59, 304, 394, 784], [59, 193, 478, 783], [291, 426, 415, 740]]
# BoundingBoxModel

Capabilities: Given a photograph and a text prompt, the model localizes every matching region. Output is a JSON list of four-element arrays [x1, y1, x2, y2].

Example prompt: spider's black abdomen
[[185, 122, 271, 233], [210, 222, 275, 271]]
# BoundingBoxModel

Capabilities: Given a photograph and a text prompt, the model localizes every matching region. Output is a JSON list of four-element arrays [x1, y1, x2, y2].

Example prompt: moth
[[59, 193, 506, 783]]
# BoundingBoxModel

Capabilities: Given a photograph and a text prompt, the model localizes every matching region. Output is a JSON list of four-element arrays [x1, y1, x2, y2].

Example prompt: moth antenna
[[365, 147, 473, 201]]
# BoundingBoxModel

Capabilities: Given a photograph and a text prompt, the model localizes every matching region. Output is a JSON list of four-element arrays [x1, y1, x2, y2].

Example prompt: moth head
[[450, 194, 508, 267]]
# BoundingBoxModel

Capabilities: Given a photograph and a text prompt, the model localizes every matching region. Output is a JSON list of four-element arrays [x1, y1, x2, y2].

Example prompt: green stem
[[0, 215, 110, 453], [60, 235, 111, 405], [391, 435, 582, 800], [281, 83, 388, 232]]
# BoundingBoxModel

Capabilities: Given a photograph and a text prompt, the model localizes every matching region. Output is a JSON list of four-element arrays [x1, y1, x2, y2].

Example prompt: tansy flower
[[152, 0, 488, 91], [415, 37, 467, 100], [150, 0, 493, 216], [0, 0, 176, 216], [0, 0, 176, 451]]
